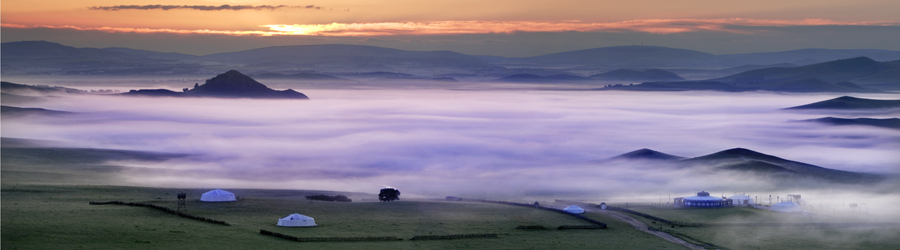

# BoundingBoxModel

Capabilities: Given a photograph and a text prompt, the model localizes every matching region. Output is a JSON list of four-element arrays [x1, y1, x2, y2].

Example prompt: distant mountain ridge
[[489, 46, 900, 69], [198, 44, 504, 73], [600, 57, 899, 93], [6, 41, 900, 80]]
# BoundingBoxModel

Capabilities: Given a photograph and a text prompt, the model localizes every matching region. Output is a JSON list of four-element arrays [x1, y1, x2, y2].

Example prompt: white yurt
[[277, 213, 317, 227], [681, 191, 726, 208], [200, 189, 237, 202], [770, 201, 802, 213], [728, 195, 753, 206], [563, 205, 585, 214]]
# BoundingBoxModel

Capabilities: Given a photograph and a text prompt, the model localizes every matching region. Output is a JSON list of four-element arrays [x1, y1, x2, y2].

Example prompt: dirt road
[[589, 208, 708, 250]]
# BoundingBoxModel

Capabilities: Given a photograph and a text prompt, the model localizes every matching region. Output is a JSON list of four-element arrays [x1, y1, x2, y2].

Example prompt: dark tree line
[[305, 194, 352, 202]]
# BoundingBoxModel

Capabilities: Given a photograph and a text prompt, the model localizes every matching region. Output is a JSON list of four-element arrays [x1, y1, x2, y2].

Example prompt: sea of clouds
[[3, 87, 899, 207]]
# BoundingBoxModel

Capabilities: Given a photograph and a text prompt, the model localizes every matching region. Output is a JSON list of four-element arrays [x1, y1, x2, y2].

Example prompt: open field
[[1, 184, 689, 250], [623, 207, 900, 250]]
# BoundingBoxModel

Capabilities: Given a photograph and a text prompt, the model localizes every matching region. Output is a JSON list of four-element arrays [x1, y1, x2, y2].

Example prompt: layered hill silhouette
[[803, 117, 900, 130], [486, 46, 900, 69], [198, 44, 503, 73], [785, 96, 900, 110], [600, 148, 883, 184], [1, 105, 74, 118], [716, 57, 900, 86], [1, 41, 200, 75], [1, 81, 87, 96], [497, 74, 590, 82], [589, 69, 684, 82], [124, 70, 309, 99], [503, 46, 717, 68], [7, 41, 900, 86], [600, 57, 897, 92], [250, 72, 351, 81]]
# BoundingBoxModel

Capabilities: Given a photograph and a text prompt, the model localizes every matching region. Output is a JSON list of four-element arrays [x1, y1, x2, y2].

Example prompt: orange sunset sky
[[2, 0, 900, 56]]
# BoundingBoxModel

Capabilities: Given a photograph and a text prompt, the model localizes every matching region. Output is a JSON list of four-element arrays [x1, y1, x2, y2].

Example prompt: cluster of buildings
[[673, 191, 803, 213]]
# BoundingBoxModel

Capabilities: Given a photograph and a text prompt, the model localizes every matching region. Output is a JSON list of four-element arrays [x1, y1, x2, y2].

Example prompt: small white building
[[563, 205, 585, 214], [277, 213, 317, 227], [199, 189, 237, 202], [727, 195, 753, 206]]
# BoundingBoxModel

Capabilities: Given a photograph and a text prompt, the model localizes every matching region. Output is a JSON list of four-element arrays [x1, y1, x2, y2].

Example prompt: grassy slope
[[627, 207, 900, 250], [1, 184, 687, 250], [1, 142, 687, 249]]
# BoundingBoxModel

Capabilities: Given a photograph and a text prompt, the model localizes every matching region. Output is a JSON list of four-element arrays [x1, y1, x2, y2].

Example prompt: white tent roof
[[683, 195, 724, 201], [200, 189, 237, 202], [770, 201, 802, 213], [277, 213, 317, 227], [563, 205, 585, 214], [727, 195, 751, 200]]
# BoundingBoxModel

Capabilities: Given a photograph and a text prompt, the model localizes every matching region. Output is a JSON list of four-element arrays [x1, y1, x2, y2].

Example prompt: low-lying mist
[[3, 87, 899, 214]]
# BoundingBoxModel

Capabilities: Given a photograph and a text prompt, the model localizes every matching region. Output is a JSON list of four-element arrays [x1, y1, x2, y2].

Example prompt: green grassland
[[1, 184, 689, 250], [626, 207, 900, 250]]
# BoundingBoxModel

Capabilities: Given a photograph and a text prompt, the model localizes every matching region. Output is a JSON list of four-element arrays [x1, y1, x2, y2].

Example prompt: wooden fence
[[89, 201, 230, 226]]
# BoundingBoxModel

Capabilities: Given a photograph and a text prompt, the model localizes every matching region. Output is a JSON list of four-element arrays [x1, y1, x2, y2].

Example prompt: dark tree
[[193, 83, 199, 89], [378, 188, 400, 202]]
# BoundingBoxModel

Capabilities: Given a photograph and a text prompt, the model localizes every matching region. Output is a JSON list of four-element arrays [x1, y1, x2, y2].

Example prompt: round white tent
[[728, 195, 753, 206], [563, 205, 585, 214], [200, 189, 237, 202], [277, 213, 317, 227], [770, 201, 802, 213]]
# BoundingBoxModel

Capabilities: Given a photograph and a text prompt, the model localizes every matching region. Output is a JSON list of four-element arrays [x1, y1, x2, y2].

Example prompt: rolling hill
[[803, 117, 900, 130], [600, 148, 884, 184], [678, 148, 882, 183]]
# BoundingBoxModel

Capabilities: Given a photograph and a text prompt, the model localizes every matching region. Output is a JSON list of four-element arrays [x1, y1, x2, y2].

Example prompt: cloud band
[[3, 19, 896, 37], [88, 4, 325, 11]]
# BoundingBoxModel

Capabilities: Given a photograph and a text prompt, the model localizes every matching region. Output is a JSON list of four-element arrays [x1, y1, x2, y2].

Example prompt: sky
[[3, 0, 900, 56]]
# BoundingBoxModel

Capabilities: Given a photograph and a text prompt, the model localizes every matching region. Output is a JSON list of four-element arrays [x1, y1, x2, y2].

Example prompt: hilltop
[[601, 148, 685, 162], [124, 70, 309, 99], [785, 96, 900, 110]]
